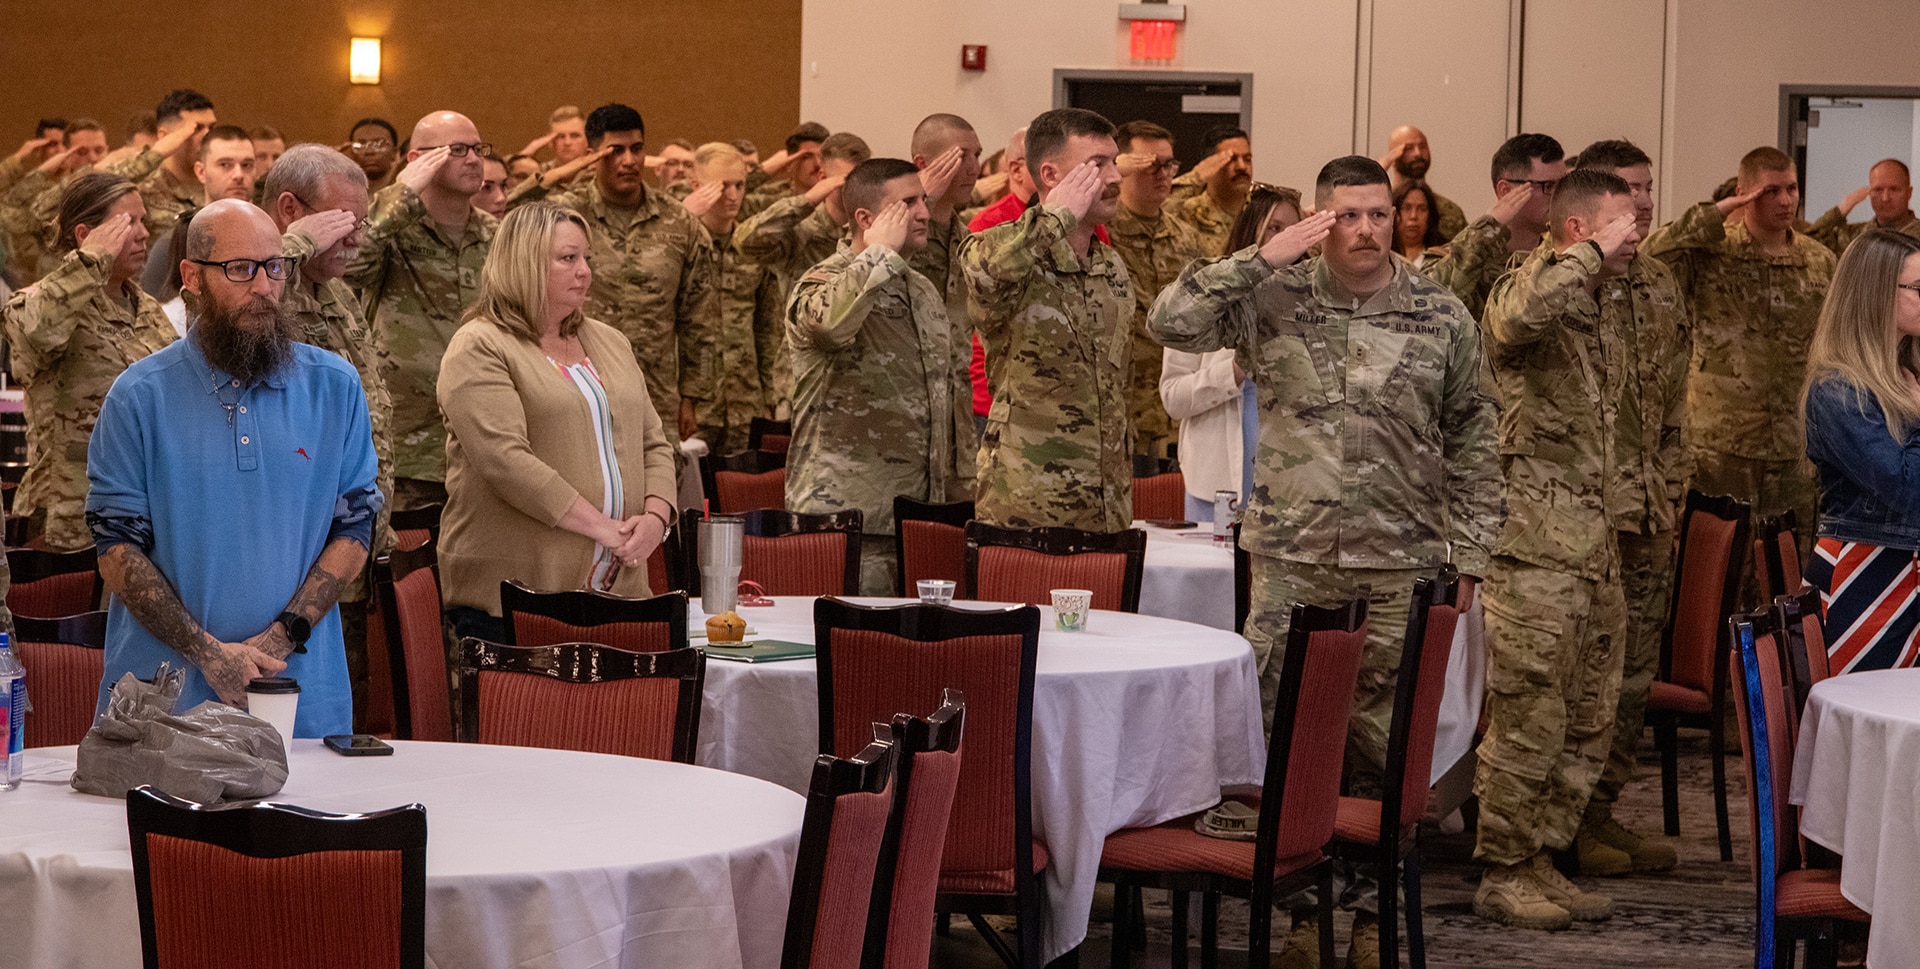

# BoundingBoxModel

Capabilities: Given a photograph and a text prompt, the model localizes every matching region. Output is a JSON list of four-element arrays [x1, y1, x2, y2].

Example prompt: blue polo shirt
[[87, 335, 380, 737]]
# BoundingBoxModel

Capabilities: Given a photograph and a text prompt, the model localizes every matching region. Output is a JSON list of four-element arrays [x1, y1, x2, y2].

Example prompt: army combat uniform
[[694, 229, 786, 455], [1430, 189, 1470, 241], [507, 178, 718, 436], [962, 203, 1134, 532], [2, 248, 175, 549], [348, 183, 495, 507], [1166, 190, 1237, 262], [786, 244, 977, 595], [1803, 206, 1920, 257], [1642, 202, 1835, 563], [1474, 241, 1629, 893], [1108, 202, 1205, 461], [733, 193, 844, 291], [1427, 215, 1524, 323]]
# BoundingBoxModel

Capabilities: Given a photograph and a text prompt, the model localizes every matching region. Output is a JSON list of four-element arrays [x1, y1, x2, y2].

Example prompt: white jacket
[[1159, 347, 1244, 502]]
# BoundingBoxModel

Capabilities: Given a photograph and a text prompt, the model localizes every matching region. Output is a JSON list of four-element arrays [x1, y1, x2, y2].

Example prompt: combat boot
[[1343, 911, 1380, 969], [1272, 912, 1320, 969], [1473, 862, 1571, 931], [1584, 813, 1679, 873], [1573, 826, 1633, 876], [1529, 851, 1614, 921]]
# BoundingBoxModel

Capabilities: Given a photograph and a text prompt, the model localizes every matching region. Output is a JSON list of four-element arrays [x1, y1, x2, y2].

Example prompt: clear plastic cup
[[917, 579, 956, 605]]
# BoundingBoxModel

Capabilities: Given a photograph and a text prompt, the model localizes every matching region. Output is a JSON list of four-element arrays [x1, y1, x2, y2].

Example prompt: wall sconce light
[[349, 37, 382, 85]]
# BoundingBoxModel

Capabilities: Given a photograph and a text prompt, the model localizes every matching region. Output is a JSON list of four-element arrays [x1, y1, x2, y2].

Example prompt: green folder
[[699, 639, 817, 663]]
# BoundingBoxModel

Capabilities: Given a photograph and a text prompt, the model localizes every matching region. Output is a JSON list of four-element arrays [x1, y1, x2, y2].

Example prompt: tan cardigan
[[438, 315, 678, 615]]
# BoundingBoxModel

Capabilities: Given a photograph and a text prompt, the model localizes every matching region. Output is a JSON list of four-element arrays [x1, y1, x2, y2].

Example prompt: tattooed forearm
[[99, 544, 212, 661], [282, 537, 369, 626]]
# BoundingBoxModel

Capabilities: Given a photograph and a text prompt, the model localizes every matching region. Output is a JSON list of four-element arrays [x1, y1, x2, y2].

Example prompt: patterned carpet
[[933, 727, 1761, 968]]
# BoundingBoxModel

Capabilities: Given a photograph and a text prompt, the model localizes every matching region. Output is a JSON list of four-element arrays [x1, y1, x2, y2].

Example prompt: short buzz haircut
[[842, 157, 924, 219], [549, 105, 582, 125], [36, 118, 68, 136], [1737, 146, 1795, 187], [910, 112, 975, 158], [127, 110, 158, 141], [818, 132, 872, 166], [585, 103, 645, 147], [786, 122, 830, 155], [249, 125, 283, 144], [262, 143, 369, 205], [1574, 139, 1651, 174], [730, 137, 757, 157], [65, 117, 104, 137], [155, 88, 214, 127], [1025, 108, 1116, 172], [349, 117, 398, 144], [1199, 124, 1249, 155], [1871, 158, 1911, 181], [665, 137, 696, 152], [1547, 168, 1630, 242], [1490, 133, 1563, 183], [1114, 120, 1174, 154], [198, 124, 252, 158], [1314, 155, 1391, 206]]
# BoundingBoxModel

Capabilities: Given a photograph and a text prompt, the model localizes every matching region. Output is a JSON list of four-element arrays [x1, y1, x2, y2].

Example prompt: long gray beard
[[194, 294, 297, 386]]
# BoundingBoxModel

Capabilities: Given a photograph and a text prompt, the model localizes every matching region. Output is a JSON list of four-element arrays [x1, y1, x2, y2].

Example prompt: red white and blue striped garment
[[1807, 537, 1920, 673]]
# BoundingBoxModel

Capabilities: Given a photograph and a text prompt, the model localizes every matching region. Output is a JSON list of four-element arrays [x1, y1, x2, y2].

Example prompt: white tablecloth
[[1136, 520, 1237, 630], [1790, 668, 1920, 968], [692, 596, 1265, 963], [0, 742, 804, 969]]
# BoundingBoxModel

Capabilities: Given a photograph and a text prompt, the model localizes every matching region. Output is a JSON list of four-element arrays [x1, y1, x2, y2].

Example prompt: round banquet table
[[0, 741, 805, 969], [1135, 519, 1237, 630], [1789, 667, 1920, 969], [692, 595, 1266, 964]]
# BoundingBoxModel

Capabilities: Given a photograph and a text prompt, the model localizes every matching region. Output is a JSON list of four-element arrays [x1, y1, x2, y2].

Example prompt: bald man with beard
[[1382, 125, 1468, 238], [87, 199, 379, 737]]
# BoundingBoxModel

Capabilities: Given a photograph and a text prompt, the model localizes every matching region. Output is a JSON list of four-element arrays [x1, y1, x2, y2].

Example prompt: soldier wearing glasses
[[348, 110, 495, 510], [1429, 133, 1569, 321], [1109, 120, 1205, 461]]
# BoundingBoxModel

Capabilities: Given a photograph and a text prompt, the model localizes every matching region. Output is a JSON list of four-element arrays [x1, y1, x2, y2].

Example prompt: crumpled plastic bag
[[71, 663, 289, 803]]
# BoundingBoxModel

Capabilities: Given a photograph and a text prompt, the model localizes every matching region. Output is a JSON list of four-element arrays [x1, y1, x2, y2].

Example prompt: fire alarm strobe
[[961, 45, 988, 70]]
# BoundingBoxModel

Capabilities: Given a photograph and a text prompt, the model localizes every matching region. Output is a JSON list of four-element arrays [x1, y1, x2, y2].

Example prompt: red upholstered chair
[[779, 732, 899, 969], [1131, 470, 1186, 523], [360, 595, 398, 738], [750, 417, 793, 455], [15, 610, 106, 748], [126, 784, 427, 969], [1332, 569, 1465, 969], [702, 450, 788, 514], [1773, 586, 1830, 734], [867, 689, 967, 969], [1728, 612, 1868, 969], [456, 639, 704, 762], [1649, 489, 1750, 862], [965, 521, 1146, 613], [733, 509, 862, 596], [6, 545, 100, 619], [1100, 596, 1369, 969], [499, 581, 687, 653], [373, 539, 451, 742], [388, 504, 441, 554], [1753, 511, 1802, 603], [893, 496, 975, 599], [815, 598, 1044, 969]]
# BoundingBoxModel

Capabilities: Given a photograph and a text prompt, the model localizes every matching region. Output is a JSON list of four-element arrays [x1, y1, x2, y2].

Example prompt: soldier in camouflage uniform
[[1381, 125, 1469, 239], [1150, 156, 1497, 965], [1110, 120, 1206, 462], [505, 104, 716, 441], [112, 90, 218, 238], [1642, 147, 1836, 565], [961, 109, 1134, 532], [265, 145, 396, 730], [1427, 133, 1568, 322], [1164, 125, 1252, 258], [909, 114, 985, 324], [787, 159, 977, 594], [1804, 158, 1920, 256], [348, 111, 497, 509], [3, 174, 175, 550], [7, 119, 201, 289], [734, 132, 871, 293], [1569, 141, 1691, 878], [0, 122, 110, 287], [682, 143, 784, 455], [1473, 170, 1646, 931]]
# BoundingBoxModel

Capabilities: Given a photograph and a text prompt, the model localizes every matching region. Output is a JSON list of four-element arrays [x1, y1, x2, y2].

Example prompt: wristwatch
[[275, 611, 312, 654]]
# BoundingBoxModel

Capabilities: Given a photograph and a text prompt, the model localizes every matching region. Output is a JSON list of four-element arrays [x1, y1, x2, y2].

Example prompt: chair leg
[[1656, 717, 1681, 836], [1247, 887, 1274, 967], [1709, 714, 1733, 862], [1109, 878, 1130, 969], [1170, 891, 1189, 969], [1200, 892, 1219, 969], [1129, 888, 1147, 951], [1379, 851, 1400, 969], [1022, 885, 1044, 969], [1403, 848, 1428, 969], [937, 909, 951, 937], [1317, 866, 1337, 969]]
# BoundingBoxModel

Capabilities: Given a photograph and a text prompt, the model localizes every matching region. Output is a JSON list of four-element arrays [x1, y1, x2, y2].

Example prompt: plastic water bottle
[[0, 633, 23, 790]]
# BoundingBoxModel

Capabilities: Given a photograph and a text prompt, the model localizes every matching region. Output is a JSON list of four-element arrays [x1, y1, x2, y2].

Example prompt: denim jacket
[[1804, 375, 1920, 548]]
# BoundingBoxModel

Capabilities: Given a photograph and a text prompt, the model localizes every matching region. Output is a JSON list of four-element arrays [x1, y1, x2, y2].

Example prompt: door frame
[[1052, 69, 1255, 134], [1780, 83, 1920, 181]]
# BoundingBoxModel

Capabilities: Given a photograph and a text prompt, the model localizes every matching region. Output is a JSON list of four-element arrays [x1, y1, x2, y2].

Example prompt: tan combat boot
[[1273, 912, 1320, 969], [1529, 851, 1615, 921], [1585, 814, 1679, 873], [1473, 862, 1572, 931], [1343, 911, 1380, 969]]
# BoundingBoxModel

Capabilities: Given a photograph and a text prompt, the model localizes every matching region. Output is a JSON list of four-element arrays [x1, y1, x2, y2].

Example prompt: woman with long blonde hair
[[1802, 227, 1920, 672]]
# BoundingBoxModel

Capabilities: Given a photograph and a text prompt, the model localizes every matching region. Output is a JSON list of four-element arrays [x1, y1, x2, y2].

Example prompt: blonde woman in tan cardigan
[[438, 201, 678, 642]]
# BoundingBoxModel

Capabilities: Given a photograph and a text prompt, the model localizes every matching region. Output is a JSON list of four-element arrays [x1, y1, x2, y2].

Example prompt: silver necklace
[[211, 369, 243, 427]]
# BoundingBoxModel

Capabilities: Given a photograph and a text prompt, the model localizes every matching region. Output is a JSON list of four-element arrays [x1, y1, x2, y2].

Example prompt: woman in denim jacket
[[1802, 228, 1920, 672]]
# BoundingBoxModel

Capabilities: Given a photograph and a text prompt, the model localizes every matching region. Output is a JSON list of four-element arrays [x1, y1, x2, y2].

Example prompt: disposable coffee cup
[[246, 676, 301, 748], [917, 579, 956, 605], [1051, 589, 1094, 633]]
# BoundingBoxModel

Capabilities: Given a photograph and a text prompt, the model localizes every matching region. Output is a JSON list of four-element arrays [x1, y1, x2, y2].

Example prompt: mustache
[[1100, 186, 1121, 201]]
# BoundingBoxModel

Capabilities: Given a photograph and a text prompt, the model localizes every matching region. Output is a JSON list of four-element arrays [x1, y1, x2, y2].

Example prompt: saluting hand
[[151, 121, 205, 160], [34, 144, 77, 176], [1714, 183, 1769, 218], [919, 146, 964, 201], [1043, 160, 1104, 221], [865, 199, 912, 253], [398, 146, 452, 195], [1193, 146, 1234, 183], [803, 173, 847, 206], [1591, 212, 1640, 261], [79, 212, 140, 262], [1488, 183, 1534, 227], [1257, 209, 1336, 269], [288, 209, 361, 254], [1839, 184, 1872, 215], [681, 180, 725, 217]]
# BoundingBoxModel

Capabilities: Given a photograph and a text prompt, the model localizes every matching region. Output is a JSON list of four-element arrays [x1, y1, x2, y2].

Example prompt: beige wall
[[801, 0, 1920, 225]]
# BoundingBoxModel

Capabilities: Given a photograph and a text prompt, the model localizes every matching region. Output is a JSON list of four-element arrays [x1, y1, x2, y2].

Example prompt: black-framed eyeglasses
[[288, 193, 371, 234], [1148, 158, 1181, 175], [1899, 281, 1920, 295], [190, 257, 294, 283], [1501, 177, 1561, 196], [421, 142, 491, 158]]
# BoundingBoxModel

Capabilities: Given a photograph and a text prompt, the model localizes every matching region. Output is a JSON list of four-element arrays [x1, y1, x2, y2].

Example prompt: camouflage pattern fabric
[[1166, 190, 1236, 261], [1108, 203, 1205, 461], [1425, 214, 1520, 323], [2, 248, 175, 550], [1431, 189, 1469, 240], [694, 233, 785, 455], [961, 203, 1134, 532], [1804, 207, 1920, 257], [1590, 528, 1673, 811], [733, 192, 842, 289]]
